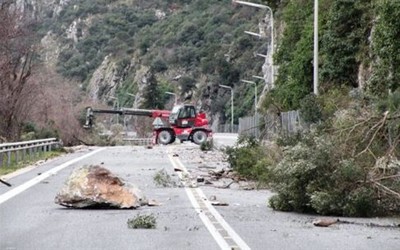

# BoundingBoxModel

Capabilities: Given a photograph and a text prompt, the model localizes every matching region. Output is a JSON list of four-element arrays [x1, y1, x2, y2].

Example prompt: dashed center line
[[167, 151, 251, 250]]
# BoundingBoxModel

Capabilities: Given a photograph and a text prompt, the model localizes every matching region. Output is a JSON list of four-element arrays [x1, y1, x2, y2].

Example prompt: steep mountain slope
[[8, 0, 400, 138], [35, 0, 272, 128]]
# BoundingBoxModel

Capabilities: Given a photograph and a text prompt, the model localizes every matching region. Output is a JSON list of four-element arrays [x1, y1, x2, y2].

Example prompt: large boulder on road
[[55, 165, 146, 208]]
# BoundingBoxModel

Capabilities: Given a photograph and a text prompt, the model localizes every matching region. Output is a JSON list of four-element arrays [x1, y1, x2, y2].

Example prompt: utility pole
[[313, 0, 319, 95]]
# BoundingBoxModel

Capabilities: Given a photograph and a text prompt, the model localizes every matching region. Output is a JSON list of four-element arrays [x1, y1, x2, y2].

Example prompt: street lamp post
[[165, 91, 177, 105], [313, 0, 319, 95], [219, 84, 234, 133], [234, 0, 274, 86]]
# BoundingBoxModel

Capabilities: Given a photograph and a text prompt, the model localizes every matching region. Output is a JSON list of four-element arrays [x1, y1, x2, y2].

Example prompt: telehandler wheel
[[192, 130, 207, 145], [158, 130, 173, 145]]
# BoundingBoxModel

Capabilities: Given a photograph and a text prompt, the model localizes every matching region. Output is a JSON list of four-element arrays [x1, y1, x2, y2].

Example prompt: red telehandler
[[84, 104, 212, 145]]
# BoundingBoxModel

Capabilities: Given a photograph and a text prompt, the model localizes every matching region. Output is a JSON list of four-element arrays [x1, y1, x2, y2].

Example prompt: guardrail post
[[7, 151, 11, 166], [0, 153, 3, 168], [16, 150, 19, 164], [22, 147, 26, 161]]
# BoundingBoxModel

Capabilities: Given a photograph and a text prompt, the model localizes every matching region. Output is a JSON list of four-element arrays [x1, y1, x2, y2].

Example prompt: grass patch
[[127, 214, 157, 229], [0, 149, 64, 176], [153, 169, 177, 187]]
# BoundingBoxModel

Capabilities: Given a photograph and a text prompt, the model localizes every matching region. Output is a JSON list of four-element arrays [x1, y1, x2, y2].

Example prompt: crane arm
[[84, 107, 171, 128]]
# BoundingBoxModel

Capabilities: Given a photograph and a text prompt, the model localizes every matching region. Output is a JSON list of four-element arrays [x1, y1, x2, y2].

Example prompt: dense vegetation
[[228, 89, 400, 216], [225, 0, 400, 217], [40, 0, 268, 121]]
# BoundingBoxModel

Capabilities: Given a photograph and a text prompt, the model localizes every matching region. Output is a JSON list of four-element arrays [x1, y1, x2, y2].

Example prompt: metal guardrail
[[123, 138, 153, 146], [0, 138, 60, 168]]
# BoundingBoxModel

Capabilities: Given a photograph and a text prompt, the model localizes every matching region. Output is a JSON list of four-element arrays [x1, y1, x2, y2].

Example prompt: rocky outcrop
[[87, 55, 131, 101], [40, 32, 61, 67], [55, 165, 146, 208], [13, 0, 72, 18]]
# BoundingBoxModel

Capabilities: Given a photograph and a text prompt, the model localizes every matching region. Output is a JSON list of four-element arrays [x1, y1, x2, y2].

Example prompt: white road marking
[[167, 152, 251, 250], [0, 147, 106, 205]]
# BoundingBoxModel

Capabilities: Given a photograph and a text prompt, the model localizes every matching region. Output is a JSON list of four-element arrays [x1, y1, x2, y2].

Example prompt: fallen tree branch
[[0, 178, 12, 187], [356, 111, 389, 158], [373, 174, 400, 182], [372, 181, 400, 199]]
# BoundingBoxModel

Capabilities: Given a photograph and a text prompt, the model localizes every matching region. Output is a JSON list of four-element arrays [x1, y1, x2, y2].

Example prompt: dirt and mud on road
[[166, 143, 400, 250]]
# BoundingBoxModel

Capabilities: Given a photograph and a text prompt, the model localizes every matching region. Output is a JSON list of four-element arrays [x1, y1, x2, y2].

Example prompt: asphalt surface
[[1, 135, 400, 250]]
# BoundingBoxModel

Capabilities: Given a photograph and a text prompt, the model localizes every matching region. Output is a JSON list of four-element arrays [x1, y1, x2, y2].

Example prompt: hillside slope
[[34, 0, 273, 128]]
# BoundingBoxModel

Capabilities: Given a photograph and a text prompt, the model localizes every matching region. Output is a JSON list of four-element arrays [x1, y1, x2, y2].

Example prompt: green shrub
[[299, 94, 322, 123], [151, 58, 168, 73], [224, 135, 279, 185], [200, 139, 213, 151], [127, 214, 157, 229], [153, 169, 177, 187]]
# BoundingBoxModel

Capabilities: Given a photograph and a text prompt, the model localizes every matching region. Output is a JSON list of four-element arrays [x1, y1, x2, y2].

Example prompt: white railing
[[0, 138, 60, 167]]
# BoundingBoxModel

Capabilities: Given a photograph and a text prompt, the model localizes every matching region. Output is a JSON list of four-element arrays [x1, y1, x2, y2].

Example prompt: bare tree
[[27, 68, 87, 145], [0, 3, 37, 140]]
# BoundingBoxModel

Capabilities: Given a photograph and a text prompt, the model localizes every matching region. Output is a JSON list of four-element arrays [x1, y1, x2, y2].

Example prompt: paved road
[[1, 142, 399, 250]]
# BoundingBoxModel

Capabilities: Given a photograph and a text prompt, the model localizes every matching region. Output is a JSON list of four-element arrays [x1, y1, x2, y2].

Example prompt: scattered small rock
[[312, 218, 338, 227], [211, 201, 229, 206], [198, 165, 216, 169], [204, 180, 213, 185], [147, 199, 161, 206], [187, 225, 200, 231]]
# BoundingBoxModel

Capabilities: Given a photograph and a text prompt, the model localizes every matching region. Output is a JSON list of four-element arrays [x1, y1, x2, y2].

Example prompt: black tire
[[158, 130, 173, 145], [192, 130, 207, 145]]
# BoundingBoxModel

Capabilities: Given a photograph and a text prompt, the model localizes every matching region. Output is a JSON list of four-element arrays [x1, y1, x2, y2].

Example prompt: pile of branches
[[268, 102, 400, 217], [336, 107, 400, 210]]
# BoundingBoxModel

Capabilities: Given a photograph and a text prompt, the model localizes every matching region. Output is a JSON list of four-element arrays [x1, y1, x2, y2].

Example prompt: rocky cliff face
[[13, 0, 72, 17], [87, 55, 129, 101]]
